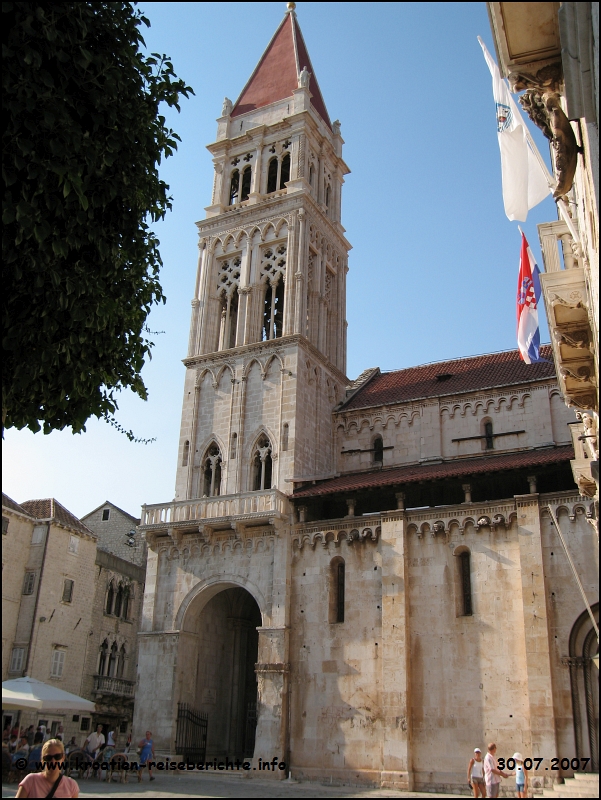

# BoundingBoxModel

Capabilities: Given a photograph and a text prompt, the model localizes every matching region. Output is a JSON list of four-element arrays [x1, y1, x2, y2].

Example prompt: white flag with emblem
[[478, 37, 551, 222]]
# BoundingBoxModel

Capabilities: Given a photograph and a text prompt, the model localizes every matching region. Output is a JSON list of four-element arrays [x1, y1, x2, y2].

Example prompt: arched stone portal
[[568, 603, 599, 771], [181, 586, 262, 760]]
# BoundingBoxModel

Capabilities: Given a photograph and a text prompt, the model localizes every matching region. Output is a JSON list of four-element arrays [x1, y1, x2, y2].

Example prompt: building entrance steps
[[542, 773, 600, 798]]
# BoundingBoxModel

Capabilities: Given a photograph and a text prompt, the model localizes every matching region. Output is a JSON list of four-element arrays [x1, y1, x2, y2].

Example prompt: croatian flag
[[517, 232, 544, 364]]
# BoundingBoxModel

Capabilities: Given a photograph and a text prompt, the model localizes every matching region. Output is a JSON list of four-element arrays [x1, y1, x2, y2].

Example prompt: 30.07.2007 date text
[[497, 758, 590, 771]]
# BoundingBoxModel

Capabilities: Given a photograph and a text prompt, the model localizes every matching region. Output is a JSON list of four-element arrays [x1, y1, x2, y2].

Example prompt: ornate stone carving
[[332, 119, 341, 136], [508, 62, 563, 93], [221, 97, 233, 117], [519, 91, 582, 199], [298, 67, 311, 88]]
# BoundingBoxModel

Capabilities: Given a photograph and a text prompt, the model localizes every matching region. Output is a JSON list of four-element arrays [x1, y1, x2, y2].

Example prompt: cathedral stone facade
[[134, 6, 599, 792]]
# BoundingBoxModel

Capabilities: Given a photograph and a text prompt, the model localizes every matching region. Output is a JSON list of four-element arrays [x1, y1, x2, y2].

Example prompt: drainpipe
[[24, 522, 51, 676]]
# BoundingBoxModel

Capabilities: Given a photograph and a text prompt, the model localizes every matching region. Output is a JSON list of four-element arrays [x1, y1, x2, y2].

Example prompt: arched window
[[229, 170, 239, 205], [482, 418, 494, 450], [108, 642, 118, 677], [266, 158, 278, 193], [325, 184, 330, 211], [114, 584, 123, 618], [459, 551, 472, 616], [98, 640, 108, 675], [105, 581, 114, 615], [121, 586, 130, 620], [262, 279, 285, 340], [373, 435, 384, 464], [230, 432, 238, 459], [182, 440, 190, 467], [217, 257, 241, 351], [279, 153, 290, 188], [241, 166, 252, 201], [329, 558, 345, 623], [202, 444, 222, 497], [117, 645, 126, 678], [282, 423, 289, 452], [309, 164, 315, 187], [252, 435, 272, 491]]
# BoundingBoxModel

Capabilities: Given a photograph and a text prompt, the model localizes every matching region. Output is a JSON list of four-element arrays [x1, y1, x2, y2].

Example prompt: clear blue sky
[[2, 2, 560, 518]]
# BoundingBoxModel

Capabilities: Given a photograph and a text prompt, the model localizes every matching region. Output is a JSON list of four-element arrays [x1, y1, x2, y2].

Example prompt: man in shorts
[[484, 742, 509, 798]]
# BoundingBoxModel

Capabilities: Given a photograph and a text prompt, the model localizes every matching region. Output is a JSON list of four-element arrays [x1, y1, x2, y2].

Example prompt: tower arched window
[[279, 153, 290, 188], [217, 258, 241, 351], [229, 170, 239, 205], [202, 444, 222, 497], [121, 585, 130, 620], [241, 166, 252, 201], [325, 184, 331, 212], [230, 432, 238, 459], [263, 280, 285, 340], [252, 435, 272, 491], [105, 581, 114, 615], [98, 640, 108, 675], [309, 164, 315, 187], [182, 440, 190, 467], [373, 435, 384, 464], [267, 158, 278, 193]]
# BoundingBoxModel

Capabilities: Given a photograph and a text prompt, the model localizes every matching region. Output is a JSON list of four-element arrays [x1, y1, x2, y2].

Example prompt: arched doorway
[[568, 603, 599, 771], [185, 586, 261, 760]]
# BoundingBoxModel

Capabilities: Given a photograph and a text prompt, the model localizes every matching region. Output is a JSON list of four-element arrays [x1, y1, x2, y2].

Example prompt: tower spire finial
[[286, 2, 296, 12]]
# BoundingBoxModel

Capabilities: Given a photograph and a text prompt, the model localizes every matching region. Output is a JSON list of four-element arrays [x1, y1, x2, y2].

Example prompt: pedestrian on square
[[511, 753, 529, 798], [484, 743, 509, 799], [83, 725, 104, 759], [467, 747, 487, 797], [16, 737, 79, 797], [25, 726, 34, 748], [137, 731, 155, 782]]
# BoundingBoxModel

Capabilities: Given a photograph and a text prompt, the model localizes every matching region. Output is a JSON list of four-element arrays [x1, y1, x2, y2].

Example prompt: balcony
[[139, 489, 290, 533], [93, 675, 135, 698], [538, 221, 596, 412]]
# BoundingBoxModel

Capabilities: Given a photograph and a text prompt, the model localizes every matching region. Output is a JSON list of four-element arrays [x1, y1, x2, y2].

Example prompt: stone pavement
[[2, 772, 472, 798]]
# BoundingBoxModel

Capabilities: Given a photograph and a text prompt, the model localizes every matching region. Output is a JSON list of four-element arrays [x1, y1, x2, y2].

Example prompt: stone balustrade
[[140, 489, 289, 528], [93, 675, 135, 697]]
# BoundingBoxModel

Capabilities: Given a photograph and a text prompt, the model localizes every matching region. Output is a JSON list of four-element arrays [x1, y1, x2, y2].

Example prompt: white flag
[[478, 37, 551, 222]]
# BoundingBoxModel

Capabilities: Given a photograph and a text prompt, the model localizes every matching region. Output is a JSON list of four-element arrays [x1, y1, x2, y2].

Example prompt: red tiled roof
[[231, 11, 331, 128], [292, 445, 574, 498], [19, 498, 96, 537], [341, 346, 556, 410], [2, 493, 35, 518]]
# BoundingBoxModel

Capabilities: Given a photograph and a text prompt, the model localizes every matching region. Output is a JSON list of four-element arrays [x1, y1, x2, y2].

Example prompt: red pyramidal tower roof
[[231, 9, 331, 129]]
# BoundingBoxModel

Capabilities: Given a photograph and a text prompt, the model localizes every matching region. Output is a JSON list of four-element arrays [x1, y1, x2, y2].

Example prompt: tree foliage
[[2, 2, 193, 436]]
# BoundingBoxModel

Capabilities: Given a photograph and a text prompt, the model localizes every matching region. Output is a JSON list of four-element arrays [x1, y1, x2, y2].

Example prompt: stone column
[[293, 210, 306, 334], [462, 483, 472, 503], [283, 212, 298, 336], [515, 494, 558, 787], [380, 511, 412, 789]]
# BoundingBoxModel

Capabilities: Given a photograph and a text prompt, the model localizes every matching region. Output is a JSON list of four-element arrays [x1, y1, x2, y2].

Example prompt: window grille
[[460, 551, 473, 616], [68, 535, 79, 554], [23, 572, 36, 595], [10, 648, 24, 673], [51, 649, 66, 678], [62, 579, 74, 603]]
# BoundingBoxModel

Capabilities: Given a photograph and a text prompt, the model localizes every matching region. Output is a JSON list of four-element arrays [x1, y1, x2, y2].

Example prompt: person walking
[[137, 731, 155, 782], [16, 737, 79, 797], [467, 747, 487, 797], [83, 725, 104, 759], [484, 742, 509, 799], [511, 752, 528, 798]]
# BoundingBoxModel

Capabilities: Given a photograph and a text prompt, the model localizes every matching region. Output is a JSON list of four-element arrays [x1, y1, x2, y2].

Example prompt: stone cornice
[[182, 333, 349, 385]]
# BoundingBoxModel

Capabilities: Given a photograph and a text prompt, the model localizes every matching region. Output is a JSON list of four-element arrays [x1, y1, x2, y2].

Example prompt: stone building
[[487, 1, 599, 500], [1, 496, 145, 746], [80, 502, 146, 740], [134, 4, 599, 792]]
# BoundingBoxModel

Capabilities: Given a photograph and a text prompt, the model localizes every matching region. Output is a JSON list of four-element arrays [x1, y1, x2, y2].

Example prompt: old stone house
[[2, 496, 145, 747], [133, 3, 599, 792]]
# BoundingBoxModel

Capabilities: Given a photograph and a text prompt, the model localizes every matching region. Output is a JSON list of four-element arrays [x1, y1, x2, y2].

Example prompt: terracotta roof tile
[[292, 445, 574, 498], [19, 498, 96, 537], [231, 12, 331, 128], [2, 493, 35, 518], [340, 346, 555, 410]]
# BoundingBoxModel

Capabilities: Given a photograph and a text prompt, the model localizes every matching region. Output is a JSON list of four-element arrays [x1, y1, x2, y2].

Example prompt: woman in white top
[[467, 748, 487, 798]]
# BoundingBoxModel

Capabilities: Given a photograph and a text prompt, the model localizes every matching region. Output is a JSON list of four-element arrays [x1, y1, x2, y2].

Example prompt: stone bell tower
[[173, 1, 351, 503], [136, 2, 351, 764]]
